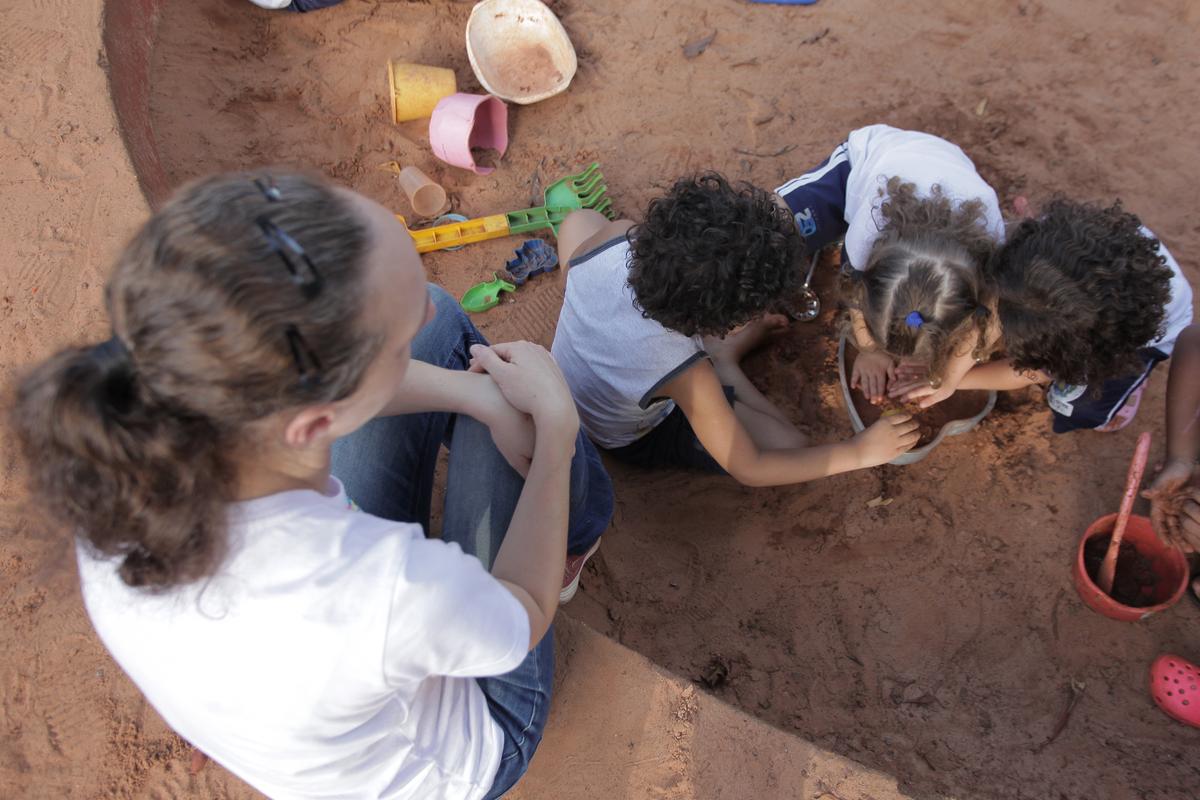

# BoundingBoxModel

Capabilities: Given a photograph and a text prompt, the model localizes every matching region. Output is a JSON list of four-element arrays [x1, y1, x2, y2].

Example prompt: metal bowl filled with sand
[[466, 0, 578, 105]]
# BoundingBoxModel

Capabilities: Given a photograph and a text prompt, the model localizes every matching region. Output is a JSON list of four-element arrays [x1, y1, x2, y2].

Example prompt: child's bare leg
[[704, 315, 808, 449], [556, 210, 616, 269]]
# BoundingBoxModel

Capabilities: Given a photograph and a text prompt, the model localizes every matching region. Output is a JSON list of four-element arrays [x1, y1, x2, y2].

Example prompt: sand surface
[[4, 0, 1200, 798]]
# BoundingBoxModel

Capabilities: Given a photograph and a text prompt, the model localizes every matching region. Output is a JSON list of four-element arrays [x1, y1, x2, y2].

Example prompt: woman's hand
[[1143, 459, 1200, 551], [851, 350, 895, 405], [473, 378, 536, 477], [468, 342, 580, 449]]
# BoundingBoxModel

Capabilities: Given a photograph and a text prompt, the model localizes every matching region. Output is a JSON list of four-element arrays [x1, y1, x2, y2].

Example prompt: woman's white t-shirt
[[77, 478, 529, 800]]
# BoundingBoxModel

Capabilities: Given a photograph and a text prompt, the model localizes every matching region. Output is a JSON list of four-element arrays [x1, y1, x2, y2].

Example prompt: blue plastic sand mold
[[504, 240, 559, 285]]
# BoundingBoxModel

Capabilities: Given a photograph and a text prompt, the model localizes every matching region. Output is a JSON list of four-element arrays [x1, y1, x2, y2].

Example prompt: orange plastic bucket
[[1073, 513, 1189, 621]]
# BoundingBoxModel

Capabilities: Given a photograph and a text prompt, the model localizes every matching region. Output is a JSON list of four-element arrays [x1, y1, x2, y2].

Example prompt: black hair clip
[[253, 177, 283, 202], [285, 325, 323, 387], [255, 217, 324, 300], [252, 177, 325, 385]]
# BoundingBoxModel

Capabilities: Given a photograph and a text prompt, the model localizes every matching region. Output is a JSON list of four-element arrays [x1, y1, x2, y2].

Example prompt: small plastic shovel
[[1097, 432, 1153, 595], [460, 273, 515, 313]]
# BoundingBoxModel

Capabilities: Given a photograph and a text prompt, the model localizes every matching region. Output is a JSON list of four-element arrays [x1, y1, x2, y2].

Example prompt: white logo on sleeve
[[793, 208, 817, 237], [1047, 382, 1087, 416]]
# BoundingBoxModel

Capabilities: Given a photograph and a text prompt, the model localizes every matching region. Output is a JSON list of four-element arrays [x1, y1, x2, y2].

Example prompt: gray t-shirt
[[551, 237, 706, 448]]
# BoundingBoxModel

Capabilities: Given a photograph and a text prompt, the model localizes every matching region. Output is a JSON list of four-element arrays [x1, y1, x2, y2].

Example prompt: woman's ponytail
[[12, 339, 231, 589], [11, 170, 375, 591]]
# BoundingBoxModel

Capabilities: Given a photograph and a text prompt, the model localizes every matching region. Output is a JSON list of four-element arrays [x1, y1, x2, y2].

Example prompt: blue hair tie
[[905, 311, 925, 329]]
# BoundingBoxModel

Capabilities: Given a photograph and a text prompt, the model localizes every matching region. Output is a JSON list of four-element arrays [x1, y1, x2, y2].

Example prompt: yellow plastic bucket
[[386, 61, 457, 123]]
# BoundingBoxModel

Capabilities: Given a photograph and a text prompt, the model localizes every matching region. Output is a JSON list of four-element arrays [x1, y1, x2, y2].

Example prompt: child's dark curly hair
[[840, 178, 999, 379], [627, 172, 804, 337], [988, 199, 1171, 386]]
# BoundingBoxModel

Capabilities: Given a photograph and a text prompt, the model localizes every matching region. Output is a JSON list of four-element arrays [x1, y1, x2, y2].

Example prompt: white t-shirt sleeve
[[382, 537, 530, 686], [1143, 228, 1195, 355], [842, 124, 1004, 270]]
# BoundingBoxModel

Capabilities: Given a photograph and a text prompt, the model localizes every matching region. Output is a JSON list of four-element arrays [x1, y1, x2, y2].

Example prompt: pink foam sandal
[[1150, 654, 1200, 728]]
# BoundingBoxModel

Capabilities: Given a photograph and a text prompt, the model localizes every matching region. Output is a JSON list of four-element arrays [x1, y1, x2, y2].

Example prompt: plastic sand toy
[[504, 240, 559, 285], [542, 162, 612, 221], [386, 61, 457, 123], [779, 251, 820, 322], [400, 163, 614, 253], [394, 164, 447, 217], [429, 93, 509, 175], [466, 0, 578, 105], [460, 273, 516, 313]]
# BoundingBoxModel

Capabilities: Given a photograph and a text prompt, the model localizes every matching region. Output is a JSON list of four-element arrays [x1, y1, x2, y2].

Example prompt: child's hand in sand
[[853, 412, 921, 467], [1143, 459, 1200, 551], [891, 359, 929, 387], [1172, 489, 1200, 551], [851, 350, 896, 405]]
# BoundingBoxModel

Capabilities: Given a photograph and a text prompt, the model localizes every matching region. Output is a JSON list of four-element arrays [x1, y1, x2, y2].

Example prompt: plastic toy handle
[[402, 214, 511, 253], [505, 207, 575, 236], [1098, 431, 1152, 594]]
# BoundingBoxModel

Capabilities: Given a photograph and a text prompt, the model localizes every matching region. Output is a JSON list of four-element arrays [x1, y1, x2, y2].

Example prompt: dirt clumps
[[1083, 535, 1159, 607]]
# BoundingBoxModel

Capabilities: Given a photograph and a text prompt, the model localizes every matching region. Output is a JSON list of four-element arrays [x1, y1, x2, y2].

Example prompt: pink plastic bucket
[[428, 93, 508, 175]]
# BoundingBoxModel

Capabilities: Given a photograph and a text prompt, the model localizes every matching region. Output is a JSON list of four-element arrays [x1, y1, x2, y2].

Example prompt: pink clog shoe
[[1150, 654, 1200, 728]]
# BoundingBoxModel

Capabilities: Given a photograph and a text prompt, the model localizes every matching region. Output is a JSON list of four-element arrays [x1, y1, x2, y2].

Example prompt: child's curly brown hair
[[840, 178, 999, 378], [988, 199, 1172, 386], [627, 172, 804, 337]]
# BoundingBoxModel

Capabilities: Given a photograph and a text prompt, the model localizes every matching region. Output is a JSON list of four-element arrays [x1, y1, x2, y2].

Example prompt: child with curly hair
[[893, 201, 1194, 434], [550, 173, 919, 485], [774, 124, 1005, 405]]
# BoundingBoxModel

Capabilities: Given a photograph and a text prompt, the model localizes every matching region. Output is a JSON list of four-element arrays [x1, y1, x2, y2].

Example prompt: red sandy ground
[[5, 0, 1200, 798]]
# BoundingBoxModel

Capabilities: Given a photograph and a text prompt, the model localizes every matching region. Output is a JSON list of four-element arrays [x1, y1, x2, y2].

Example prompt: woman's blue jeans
[[330, 284, 612, 798]]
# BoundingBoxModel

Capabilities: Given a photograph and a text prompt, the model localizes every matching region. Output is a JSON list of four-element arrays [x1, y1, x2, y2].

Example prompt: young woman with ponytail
[[11, 171, 613, 800]]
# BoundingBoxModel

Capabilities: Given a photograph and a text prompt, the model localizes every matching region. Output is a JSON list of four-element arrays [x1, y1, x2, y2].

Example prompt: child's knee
[[412, 282, 485, 363], [557, 210, 612, 265]]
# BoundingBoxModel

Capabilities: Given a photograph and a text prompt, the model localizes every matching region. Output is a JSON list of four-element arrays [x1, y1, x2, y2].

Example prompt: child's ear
[[283, 405, 336, 448]]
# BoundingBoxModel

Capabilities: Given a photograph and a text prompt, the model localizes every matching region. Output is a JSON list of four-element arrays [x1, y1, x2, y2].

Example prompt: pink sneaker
[[1096, 382, 1146, 433], [560, 537, 601, 604]]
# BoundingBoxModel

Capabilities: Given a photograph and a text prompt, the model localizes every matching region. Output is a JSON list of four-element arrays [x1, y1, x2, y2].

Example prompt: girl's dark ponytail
[[13, 339, 230, 589], [10, 170, 376, 591]]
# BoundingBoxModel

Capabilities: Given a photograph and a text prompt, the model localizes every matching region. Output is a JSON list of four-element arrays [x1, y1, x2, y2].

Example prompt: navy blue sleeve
[[775, 142, 851, 255], [289, 0, 343, 10]]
